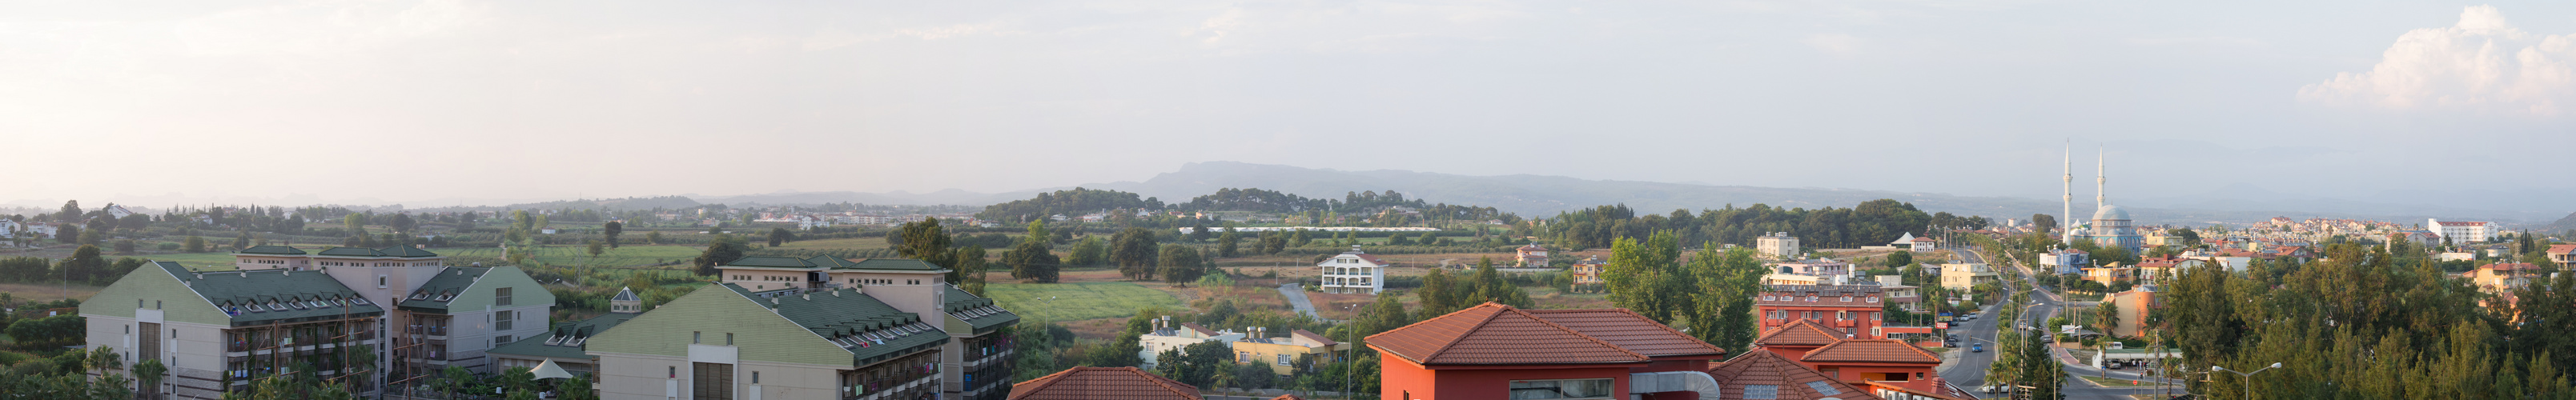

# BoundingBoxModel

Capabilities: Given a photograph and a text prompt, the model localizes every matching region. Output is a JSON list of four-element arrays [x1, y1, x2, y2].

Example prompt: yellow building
[[1229, 329, 1348, 375]]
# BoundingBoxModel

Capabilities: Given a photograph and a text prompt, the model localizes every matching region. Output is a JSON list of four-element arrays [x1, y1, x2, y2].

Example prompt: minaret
[[2096, 145, 2107, 210], [2062, 141, 2074, 242]]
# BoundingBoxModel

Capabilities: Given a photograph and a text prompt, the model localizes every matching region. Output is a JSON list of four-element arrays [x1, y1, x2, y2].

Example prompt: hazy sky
[[7, 1, 2575, 208]]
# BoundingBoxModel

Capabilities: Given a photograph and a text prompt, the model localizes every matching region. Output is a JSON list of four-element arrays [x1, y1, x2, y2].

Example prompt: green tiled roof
[[398, 267, 490, 311], [723, 256, 818, 268], [942, 285, 1019, 334], [315, 247, 383, 257], [235, 246, 307, 255], [718, 284, 950, 364], [158, 262, 384, 326], [840, 258, 943, 271], [378, 246, 440, 258], [488, 312, 642, 361], [804, 255, 861, 269]]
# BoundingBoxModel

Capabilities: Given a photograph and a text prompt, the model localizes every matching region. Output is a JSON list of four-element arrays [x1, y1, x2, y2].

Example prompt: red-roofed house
[[1008, 366, 1200, 400], [1704, 350, 1888, 400], [1320, 246, 1392, 294], [1516, 243, 1551, 268], [1370, 302, 1727, 400], [2549, 245, 2576, 269], [1749, 319, 1967, 398]]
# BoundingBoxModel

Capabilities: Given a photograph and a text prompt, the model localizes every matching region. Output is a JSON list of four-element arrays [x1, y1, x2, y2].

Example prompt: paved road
[[1947, 247, 2164, 400], [1280, 282, 1321, 319]]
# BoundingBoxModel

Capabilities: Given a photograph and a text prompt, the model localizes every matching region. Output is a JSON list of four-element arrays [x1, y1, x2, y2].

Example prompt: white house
[[2428, 219, 2496, 244], [1755, 233, 1800, 260], [2040, 249, 2090, 274], [1136, 318, 1244, 369], [1317, 246, 1391, 294]]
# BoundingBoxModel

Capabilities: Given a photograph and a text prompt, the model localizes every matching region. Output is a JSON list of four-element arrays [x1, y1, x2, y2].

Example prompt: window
[[1804, 381, 1842, 395], [496, 287, 512, 306], [496, 311, 513, 330], [1867, 296, 1879, 302], [1841, 296, 1853, 302], [753, 371, 760, 384], [1742, 385, 1779, 399], [155, 300, 161, 309], [1238, 351, 1251, 362], [693, 331, 701, 344], [1278, 354, 1292, 366], [1506, 378, 1614, 399], [496, 335, 512, 346], [378, 276, 388, 288], [669, 366, 677, 378], [725, 333, 734, 346]]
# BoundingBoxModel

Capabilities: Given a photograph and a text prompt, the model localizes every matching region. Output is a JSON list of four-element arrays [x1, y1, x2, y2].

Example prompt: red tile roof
[[1706, 350, 1887, 400], [1270, 394, 1307, 400], [1367, 302, 1651, 366], [1800, 339, 1940, 365], [1754, 319, 1850, 347], [1008, 366, 1200, 400], [1291, 329, 1339, 347], [1523, 309, 1728, 358], [2550, 245, 2576, 255], [2482, 262, 2543, 271]]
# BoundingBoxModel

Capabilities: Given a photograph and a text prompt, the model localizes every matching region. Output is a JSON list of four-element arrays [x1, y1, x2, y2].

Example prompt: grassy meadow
[[983, 282, 1184, 322]]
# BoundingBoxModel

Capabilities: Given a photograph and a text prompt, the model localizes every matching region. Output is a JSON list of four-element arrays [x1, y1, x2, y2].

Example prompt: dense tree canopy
[[1545, 199, 1965, 250]]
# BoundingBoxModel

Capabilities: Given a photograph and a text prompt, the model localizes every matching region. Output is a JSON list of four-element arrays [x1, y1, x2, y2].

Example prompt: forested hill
[[1079, 162, 2056, 223]]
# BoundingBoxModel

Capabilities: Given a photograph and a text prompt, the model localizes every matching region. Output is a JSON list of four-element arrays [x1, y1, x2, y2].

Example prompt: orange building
[[1369, 303, 1729, 400], [1757, 285, 1898, 337], [1705, 350, 1885, 400]]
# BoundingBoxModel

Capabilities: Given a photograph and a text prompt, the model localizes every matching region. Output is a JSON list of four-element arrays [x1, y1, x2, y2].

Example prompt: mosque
[[2062, 146, 2144, 253]]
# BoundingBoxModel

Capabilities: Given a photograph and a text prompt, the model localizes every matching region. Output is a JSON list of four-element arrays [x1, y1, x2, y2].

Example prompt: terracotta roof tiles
[[1366, 302, 1651, 366], [1524, 309, 1727, 358], [1799, 339, 1941, 365], [1754, 319, 1849, 347], [1008, 366, 1200, 400], [1706, 350, 1885, 400]]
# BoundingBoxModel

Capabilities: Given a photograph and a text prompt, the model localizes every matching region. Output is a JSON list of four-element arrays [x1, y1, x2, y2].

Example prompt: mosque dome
[[2092, 204, 2131, 222]]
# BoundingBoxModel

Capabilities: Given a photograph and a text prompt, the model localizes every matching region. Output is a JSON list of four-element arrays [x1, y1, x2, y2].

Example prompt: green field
[[139, 252, 247, 269], [770, 238, 894, 251], [983, 282, 1182, 322], [436, 245, 706, 266]]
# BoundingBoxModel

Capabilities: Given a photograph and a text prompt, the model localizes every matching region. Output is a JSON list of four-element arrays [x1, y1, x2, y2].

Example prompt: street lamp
[[2212, 362, 2283, 400]]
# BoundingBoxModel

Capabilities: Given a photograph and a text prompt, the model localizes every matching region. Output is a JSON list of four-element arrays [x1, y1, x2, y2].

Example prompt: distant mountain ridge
[[510, 162, 2573, 226]]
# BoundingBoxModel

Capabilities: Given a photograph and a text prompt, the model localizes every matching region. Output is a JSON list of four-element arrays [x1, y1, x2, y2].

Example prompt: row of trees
[[1545, 199, 1973, 250]]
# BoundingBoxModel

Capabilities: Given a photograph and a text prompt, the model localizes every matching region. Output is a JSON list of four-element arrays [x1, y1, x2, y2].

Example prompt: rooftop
[[1754, 319, 1850, 347], [1799, 339, 1941, 365], [158, 262, 385, 324], [717, 284, 948, 363], [1369, 302, 1704, 366], [487, 311, 642, 360], [397, 267, 491, 312], [1704, 350, 1883, 400], [1008, 366, 1200, 400]]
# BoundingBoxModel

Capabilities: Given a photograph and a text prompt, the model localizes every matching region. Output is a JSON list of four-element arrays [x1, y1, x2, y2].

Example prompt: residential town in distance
[[5, 174, 2572, 400]]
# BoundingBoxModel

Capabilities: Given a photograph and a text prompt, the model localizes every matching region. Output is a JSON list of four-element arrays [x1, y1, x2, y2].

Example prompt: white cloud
[[2298, 6, 2576, 114]]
